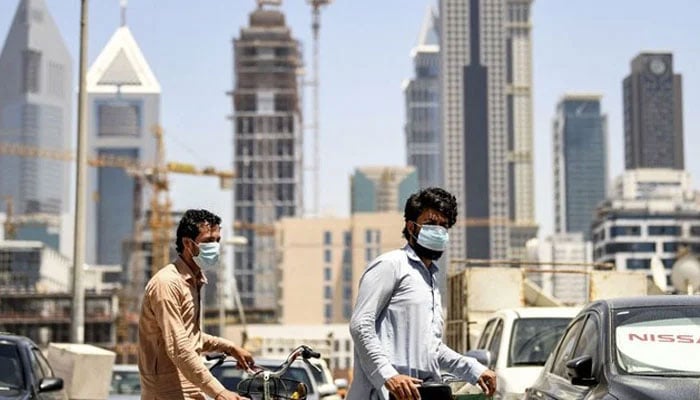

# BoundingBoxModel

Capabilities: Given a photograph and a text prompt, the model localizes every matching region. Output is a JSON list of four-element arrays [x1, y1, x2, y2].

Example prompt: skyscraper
[[404, 6, 442, 189], [505, 0, 537, 260], [0, 0, 72, 219], [553, 95, 608, 239], [85, 21, 161, 265], [232, 1, 303, 311], [623, 52, 684, 170], [350, 166, 418, 214], [440, 0, 536, 264]]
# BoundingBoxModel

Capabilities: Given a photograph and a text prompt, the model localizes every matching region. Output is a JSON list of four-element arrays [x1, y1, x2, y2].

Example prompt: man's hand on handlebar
[[228, 345, 255, 371], [385, 374, 422, 400]]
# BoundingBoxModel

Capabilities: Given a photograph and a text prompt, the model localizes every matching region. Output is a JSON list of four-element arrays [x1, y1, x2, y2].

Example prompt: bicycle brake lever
[[302, 357, 322, 373]]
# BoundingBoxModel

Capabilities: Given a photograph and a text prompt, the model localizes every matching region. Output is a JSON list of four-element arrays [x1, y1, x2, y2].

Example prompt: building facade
[[527, 233, 592, 305], [232, 2, 303, 311], [404, 6, 442, 189], [274, 212, 407, 325], [623, 52, 684, 170], [592, 169, 700, 282], [350, 166, 418, 213], [0, 0, 72, 225], [85, 24, 161, 265], [440, 0, 536, 266], [553, 94, 608, 239], [505, 0, 538, 260]]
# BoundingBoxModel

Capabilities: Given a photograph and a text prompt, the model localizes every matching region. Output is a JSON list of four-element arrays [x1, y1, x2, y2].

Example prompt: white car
[[466, 307, 580, 400]]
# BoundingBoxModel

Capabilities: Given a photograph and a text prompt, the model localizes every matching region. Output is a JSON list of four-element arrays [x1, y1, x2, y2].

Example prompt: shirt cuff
[[465, 361, 488, 385], [202, 375, 228, 399], [371, 363, 399, 390]]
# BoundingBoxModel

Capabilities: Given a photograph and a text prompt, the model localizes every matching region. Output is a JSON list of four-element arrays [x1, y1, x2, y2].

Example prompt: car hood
[[610, 374, 700, 399], [497, 366, 543, 395]]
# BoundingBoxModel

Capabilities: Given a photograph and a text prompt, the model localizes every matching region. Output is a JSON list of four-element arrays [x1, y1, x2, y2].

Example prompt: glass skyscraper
[[0, 0, 72, 219], [553, 95, 608, 239], [404, 6, 442, 189]]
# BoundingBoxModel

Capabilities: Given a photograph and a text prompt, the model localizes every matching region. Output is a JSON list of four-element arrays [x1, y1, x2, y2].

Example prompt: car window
[[551, 317, 585, 378], [0, 342, 24, 389], [477, 319, 497, 349], [33, 348, 54, 378], [573, 315, 600, 373], [27, 347, 44, 380], [211, 365, 247, 393], [110, 370, 141, 395], [614, 305, 700, 376], [508, 317, 572, 366], [488, 319, 504, 363]]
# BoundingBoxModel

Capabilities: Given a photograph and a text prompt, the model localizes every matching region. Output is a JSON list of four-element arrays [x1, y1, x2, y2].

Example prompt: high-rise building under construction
[[231, 1, 303, 311]]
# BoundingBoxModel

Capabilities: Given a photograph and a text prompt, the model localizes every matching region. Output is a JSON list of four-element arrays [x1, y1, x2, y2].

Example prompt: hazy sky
[[1, 0, 698, 239]]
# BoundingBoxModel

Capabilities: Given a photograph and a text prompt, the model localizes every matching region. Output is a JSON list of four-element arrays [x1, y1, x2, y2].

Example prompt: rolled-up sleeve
[[436, 342, 488, 384], [151, 281, 226, 399], [202, 333, 237, 354], [349, 259, 399, 390]]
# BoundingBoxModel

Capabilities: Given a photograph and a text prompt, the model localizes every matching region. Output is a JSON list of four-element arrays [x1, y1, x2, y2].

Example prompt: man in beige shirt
[[138, 209, 253, 400]]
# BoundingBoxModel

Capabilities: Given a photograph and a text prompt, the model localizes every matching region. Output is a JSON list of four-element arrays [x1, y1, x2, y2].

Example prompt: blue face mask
[[414, 222, 449, 251], [192, 242, 220, 269]]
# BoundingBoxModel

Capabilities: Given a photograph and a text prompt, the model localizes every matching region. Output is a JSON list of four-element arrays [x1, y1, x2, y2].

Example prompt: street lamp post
[[71, 0, 89, 344]]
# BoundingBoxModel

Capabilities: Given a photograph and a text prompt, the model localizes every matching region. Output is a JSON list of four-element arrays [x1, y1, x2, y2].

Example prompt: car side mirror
[[566, 355, 597, 387], [38, 377, 64, 393], [465, 349, 493, 369]]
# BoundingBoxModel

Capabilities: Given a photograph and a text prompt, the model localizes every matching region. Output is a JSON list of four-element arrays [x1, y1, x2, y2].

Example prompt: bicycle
[[207, 345, 322, 400]]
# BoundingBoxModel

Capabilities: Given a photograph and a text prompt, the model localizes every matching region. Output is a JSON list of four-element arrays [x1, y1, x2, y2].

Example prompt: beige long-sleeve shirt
[[138, 257, 235, 400]]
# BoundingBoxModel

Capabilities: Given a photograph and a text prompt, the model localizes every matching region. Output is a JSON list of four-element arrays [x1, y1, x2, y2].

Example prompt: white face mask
[[192, 242, 220, 269]]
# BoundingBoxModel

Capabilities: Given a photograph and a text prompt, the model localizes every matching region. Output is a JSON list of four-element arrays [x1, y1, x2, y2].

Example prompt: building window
[[324, 304, 332, 320], [648, 225, 681, 236], [365, 230, 372, 244], [343, 231, 352, 246], [626, 258, 651, 270], [343, 265, 351, 281], [23, 50, 41, 93], [324, 267, 331, 282], [690, 226, 700, 236], [324, 231, 332, 245], [324, 286, 332, 300], [365, 248, 374, 262], [324, 249, 332, 263], [97, 102, 141, 137], [343, 286, 352, 300], [343, 304, 352, 320], [610, 226, 641, 237], [663, 242, 680, 253]]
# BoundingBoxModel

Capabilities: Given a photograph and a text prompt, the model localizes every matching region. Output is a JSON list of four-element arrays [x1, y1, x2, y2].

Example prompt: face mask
[[192, 241, 220, 269], [411, 222, 449, 260]]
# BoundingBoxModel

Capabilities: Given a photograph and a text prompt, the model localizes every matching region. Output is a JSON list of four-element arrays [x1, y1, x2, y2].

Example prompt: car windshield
[[110, 370, 141, 395], [509, 318, 572, 366], [614, 305, 700, 376], [0, 342, 24, 390]]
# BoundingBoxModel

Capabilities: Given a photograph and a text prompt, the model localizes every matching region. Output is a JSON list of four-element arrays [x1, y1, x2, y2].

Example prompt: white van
[[466, 307, 580, 400]]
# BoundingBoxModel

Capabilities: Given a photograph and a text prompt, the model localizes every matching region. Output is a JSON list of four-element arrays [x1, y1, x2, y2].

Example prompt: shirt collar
[[403, 244, 440, 273], [175, 256, 208, 285]]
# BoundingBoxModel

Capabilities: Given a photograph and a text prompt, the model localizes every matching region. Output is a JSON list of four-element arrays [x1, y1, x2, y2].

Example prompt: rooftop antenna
[[120, 0, 127, 27]]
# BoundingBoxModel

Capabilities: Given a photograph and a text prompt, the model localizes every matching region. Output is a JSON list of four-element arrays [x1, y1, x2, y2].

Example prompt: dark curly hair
[[176, 209, 222, 254], [402, 187, 458, 240]]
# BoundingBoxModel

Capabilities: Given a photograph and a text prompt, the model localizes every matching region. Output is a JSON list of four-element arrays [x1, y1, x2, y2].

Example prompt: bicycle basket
[[237, 376, 308, 400]]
